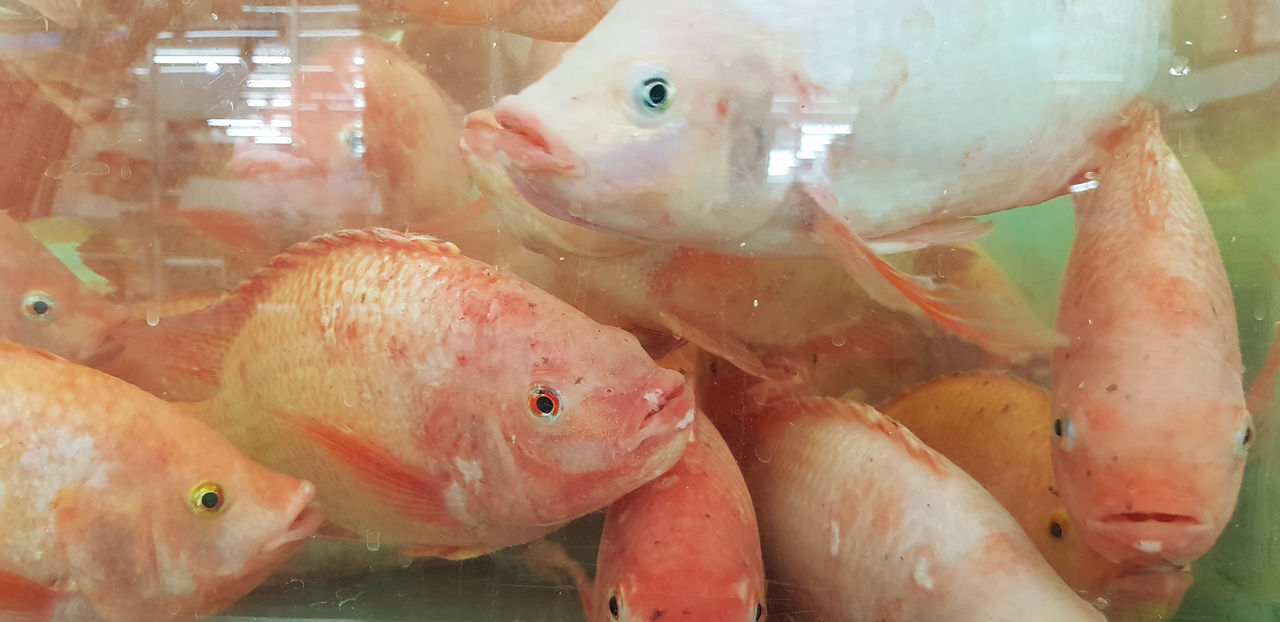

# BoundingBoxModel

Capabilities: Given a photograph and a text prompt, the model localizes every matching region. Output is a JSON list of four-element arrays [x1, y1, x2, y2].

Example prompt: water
[[0, 1, 1277, 620]]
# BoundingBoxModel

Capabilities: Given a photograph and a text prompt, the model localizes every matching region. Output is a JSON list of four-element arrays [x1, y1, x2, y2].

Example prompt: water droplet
[[1168, 56, 1191, 77], [398, 555, 414, 568], [210, 11, 218, 20], [830, 335, 847, 347], [365, 531, 381, 552], [145, 312, 160, 327], [1254, 305, 1268, 322], [341, 391, 356, 408], [753, 446, 772, 463], [752, 299, 759, 308], [1068, 180, 1100, 193]]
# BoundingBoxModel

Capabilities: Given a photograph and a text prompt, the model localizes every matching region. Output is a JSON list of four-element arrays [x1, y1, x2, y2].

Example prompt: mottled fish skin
[[588, 411, 765, 622], [878, 372, 1192, 616], [130, 228, 692, 556], [723, 396, 1104, 621], [1050, 103, 1251, 568], [0, 212, 130, 366], [0, 342, 320, 622]]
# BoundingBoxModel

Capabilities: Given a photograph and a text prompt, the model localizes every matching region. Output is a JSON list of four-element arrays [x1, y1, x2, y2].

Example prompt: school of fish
[[1, 1, 1278, 621]]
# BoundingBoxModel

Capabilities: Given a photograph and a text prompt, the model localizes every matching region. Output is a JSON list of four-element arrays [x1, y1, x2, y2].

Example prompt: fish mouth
[[1101, 512, 1200, 525], [462, 104, 583, 175], [262, 482, 324, 555], [635, 380, 696, 442], [1085, 512, 1215, 564]]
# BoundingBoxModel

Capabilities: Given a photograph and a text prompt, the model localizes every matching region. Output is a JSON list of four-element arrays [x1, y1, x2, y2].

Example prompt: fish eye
[[1048, 510, 1072, 540], [1053, 414, 1077, 451], [21, 292, 55, 322], [528, 386, 562, 422], [607, 586, 621, 620], [190, 482, 226, 515], [341, 125, 366, 157], [1237, 415, 1255, 454], [633, 71, 674, 113]]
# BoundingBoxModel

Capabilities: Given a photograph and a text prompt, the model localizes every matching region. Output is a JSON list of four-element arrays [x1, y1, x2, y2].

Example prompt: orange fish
[[120, 228, 694, 559], [0, 211, 129, 365], [577, 411, 765, 622], [1051, 104, 1252, 567], [878, 372, 1191, 618], [226, 35, 472, 230], [363, 0, 618, 42], [0, 342, 322, 622], [713, 395, 1104, 621]]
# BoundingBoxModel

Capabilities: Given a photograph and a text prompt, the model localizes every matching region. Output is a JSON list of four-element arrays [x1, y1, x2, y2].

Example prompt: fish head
[[460, 4, 779, 246], [57, 409, 323, 618], [0, 223, 130, 365], [1048, 389, 1251, 566], [478, 291, 694, 522], [591, 573, 766, 622]]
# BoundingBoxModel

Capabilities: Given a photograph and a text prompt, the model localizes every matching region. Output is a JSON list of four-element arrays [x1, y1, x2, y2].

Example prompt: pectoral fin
[[0, 572, 55, 621]]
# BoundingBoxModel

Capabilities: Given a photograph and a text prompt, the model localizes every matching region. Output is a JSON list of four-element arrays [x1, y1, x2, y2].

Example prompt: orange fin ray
[[0, 572, 56, 621], [275, 412, 459, 528], [100, 299, 247, 401], [655, 311, 775, 380], [520, 539, 594, 612], [865, 217, 996, 255], [808, 198, 1065, 358]]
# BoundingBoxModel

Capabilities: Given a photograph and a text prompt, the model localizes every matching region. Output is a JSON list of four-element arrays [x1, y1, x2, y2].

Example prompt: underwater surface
[[0, 0, 1277, 620]]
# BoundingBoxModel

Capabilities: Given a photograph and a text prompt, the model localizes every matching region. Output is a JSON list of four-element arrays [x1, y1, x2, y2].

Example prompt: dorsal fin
[[786, 396, 950, 476], [104, 229, 462, 401]]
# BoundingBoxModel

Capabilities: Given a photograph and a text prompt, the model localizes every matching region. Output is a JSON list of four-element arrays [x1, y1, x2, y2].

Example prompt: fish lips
[[627, 381, 697, 451], [261, 483, 325, 556], [1083, 512, 1218, 566], [461, 107, 584, 175]]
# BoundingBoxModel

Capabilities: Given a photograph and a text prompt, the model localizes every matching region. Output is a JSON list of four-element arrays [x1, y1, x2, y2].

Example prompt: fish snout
[[463, 99, 582, 174], [635, 374, 696, 441], [262, 480, 323, 555], [1084, 511, 1216, 566]]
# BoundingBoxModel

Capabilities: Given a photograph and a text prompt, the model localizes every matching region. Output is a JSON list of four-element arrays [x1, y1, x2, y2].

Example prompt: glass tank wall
[[0, 1, 1276, 620]]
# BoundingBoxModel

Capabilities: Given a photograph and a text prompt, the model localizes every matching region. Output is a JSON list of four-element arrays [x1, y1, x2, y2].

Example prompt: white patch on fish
[[829, 520, 841, 556], [156, 540, 198, 597], [643, 389, 664, 411], [912, 558, 935, 590], [1136, 540, 1163, 554], [17, 428, 98, 511], [676, 409, 695, 430], [444, 482, 476, 525], [455, 458, 484, 483]]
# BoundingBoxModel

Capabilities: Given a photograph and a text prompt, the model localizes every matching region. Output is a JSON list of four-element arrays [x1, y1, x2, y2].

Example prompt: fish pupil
[[31, 300, 48, 315], [200, 491, 220, 510], [1053, 419, 1063, 437], [756, 603, 764, 621], [1244, 426, 1253, 446], [535, 394, 555, 415], [608, 595, 619, 618], [1049, 521, 1064, 539]]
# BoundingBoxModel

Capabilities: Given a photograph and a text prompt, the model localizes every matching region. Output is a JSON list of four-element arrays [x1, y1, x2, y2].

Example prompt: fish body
[[727, 396, 1104, 621], [363, 0, 617, 41], [586, 411, 765, 622], [878, 372, 1192, 617], [0, 343, 321, 622], [227, 36, 472, 230], [0, 212, 129, 365], [136, 228, 692, 556], [1051, 105, 1250, 567]]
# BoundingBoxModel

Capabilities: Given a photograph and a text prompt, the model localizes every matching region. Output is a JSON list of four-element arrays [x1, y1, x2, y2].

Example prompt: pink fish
[[1051, 104, 1252, 567], [116, 228, 694, 559], [579, 411, 765, 622], [0, 211, 129, 365], [461, 0, 1186, 353], [0, 342, 322, 621], [711, 395, 1104, 621]]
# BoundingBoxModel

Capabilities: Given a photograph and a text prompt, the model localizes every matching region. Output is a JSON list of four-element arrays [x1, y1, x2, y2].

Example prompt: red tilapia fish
[[571, 411, 765, 622], [0, 342, 322, 622], [461, 0, 1187, 353], [362, 0, 617, 42], [117, 228, 694, 559], [716, 395, 1104, 621], [1051, 104, 1253, 567], [0, 211, 129, 365]]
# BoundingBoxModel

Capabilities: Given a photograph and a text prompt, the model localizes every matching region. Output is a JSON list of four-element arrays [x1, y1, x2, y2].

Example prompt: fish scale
[[119, 228, 696, 558]]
